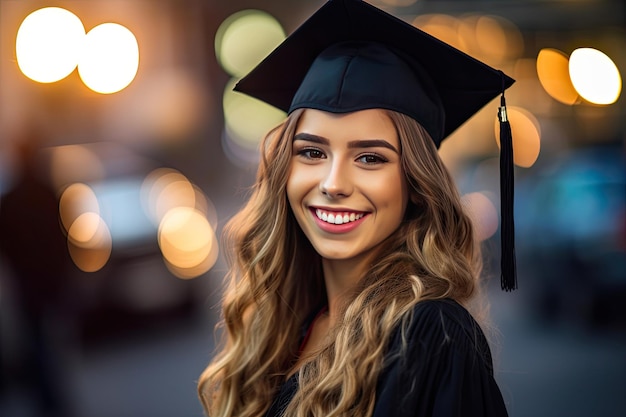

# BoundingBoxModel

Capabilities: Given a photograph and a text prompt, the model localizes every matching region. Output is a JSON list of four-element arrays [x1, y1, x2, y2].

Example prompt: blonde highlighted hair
[[198, 109, 484, 417]]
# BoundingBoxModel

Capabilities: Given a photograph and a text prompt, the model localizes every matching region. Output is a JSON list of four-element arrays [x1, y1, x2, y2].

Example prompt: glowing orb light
[[16, 7, 85, 83], [78, 23, 139, 94], [569, 48, 621, 105]]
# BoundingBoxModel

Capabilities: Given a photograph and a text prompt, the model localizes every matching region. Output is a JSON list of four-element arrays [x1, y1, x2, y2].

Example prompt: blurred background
[[0, 0, 624, 416]]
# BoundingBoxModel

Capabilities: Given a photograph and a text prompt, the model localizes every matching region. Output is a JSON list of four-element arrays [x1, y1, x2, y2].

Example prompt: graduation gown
[[265, 299, 509, 416]]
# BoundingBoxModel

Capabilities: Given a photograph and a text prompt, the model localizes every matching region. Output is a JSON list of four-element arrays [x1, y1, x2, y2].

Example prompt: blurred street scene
[[1, 1, 624, 416]]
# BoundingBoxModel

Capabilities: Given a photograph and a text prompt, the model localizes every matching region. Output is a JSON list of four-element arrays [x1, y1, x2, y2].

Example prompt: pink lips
[[310, 208, 368, 234]]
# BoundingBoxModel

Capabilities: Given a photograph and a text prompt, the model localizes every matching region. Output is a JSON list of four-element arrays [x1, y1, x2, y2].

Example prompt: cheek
[[399, 174, 409, 213], [377, 171, 408, 217], [286, 164, 308, 207]]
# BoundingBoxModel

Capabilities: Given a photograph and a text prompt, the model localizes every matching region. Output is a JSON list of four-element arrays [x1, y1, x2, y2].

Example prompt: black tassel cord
[[498, 88, 517, 291]]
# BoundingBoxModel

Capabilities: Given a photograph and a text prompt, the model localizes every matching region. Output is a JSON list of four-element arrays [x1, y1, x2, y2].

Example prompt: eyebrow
[[293, 133, 399, 153]]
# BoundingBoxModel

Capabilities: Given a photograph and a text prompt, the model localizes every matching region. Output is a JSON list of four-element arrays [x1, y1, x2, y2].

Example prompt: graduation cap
[[234, 0, 517, 291]]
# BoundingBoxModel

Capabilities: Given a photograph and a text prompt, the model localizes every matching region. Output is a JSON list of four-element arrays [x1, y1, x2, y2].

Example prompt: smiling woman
[[198, 1, 514, 416]]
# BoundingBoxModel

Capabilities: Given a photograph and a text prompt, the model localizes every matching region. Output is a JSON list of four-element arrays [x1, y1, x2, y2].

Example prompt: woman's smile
[[310, 207, 369, 233], [314, 208, 366, 225]]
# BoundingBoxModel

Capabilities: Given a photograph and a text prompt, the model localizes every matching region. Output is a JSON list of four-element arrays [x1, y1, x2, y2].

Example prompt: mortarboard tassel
[[498, 73, 517, 291]]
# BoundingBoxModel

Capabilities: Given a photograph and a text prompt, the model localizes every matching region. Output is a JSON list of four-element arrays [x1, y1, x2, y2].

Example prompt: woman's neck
[[321, 254, 373, 327]]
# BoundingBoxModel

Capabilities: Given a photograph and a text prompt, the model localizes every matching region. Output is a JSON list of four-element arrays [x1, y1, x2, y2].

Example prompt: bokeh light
[[141, 168, 194, 224], [16, 7, 85, 83], [67, 212, 112, 272], [413, 14, 463, 51], [140, 167, 218, 278], [461, 192, 499, 242], [163, 229, 219, 280], [215, 10, 286, 78], [414, 13, 523, 64], [158, 207, 218, 279], [473, 15, 523, 63], [186, 183, 219, 230], [536, 48, 581, 106], [59, 183, 100, 233], [155, 178, 196, 222], [372, 0, 417, 7], [495, 106, 541, 168], [569, 48, 621, 105], [59, 183, 113, 272], [377, 0, 418, 6], [223, 78, 286, 160], [68, 211, 103, 245], [78, 23, 139, 94]]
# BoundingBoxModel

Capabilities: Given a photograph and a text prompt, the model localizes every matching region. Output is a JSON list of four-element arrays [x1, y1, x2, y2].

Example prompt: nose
[[319, 158, 353, 198]]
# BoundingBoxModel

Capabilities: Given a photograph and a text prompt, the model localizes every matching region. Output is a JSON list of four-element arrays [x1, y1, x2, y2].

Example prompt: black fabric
[[264, 299, 508, 417], [265, 373, 298, 417], [290, 41, 445, 145]]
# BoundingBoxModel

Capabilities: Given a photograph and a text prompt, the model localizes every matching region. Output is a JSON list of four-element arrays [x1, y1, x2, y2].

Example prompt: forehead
[[295, 109, 399, 146]]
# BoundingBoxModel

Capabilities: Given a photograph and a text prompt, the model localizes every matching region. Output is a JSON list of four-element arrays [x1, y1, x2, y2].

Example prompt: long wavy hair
[[198, 109, 484, 417]]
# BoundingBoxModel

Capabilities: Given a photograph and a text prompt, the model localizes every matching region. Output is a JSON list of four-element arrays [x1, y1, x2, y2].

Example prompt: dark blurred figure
[[0, 129, 75, 417]]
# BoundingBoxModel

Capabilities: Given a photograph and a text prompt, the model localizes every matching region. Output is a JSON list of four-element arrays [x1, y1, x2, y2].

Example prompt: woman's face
[[287, 108, 409, 263]]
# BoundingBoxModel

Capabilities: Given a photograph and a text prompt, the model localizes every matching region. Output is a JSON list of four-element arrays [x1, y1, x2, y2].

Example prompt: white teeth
[[315, 209, 364, 225]]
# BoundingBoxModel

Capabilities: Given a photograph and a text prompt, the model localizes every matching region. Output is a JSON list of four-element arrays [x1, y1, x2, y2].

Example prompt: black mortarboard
[[234, 0, 517, 291]]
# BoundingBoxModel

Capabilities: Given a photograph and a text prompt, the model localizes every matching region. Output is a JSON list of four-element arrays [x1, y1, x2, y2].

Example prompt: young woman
[[199, 1, 514, 416]]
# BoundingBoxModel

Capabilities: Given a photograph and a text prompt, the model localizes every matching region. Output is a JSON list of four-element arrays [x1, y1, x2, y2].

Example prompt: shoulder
[[409, 298, 482, 336], [410, 298, 473, 322], [373, 299, 508, 416], [405, 299, 482, 336], [389, 298, 493, 372]]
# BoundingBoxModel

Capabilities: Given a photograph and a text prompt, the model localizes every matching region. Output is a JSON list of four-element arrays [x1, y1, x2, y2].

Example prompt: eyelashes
[[296, 147, 325, 160], [295, 147, 389, 165], [356, 153, 389, 164]]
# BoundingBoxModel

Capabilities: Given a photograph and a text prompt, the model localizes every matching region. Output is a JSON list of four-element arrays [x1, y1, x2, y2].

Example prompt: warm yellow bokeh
[[163, 226, 219, 279], [378, 0, 418, 6], [414, 13, 523, 64], [569, 48, 622, 105], [68, 212, 102, 245], [141, 168, 193, 224], [158, 207, 217, 278], [413, 14, 464, 51], [155, 180, 196, 222], [474, 15, 523, 63], [59, 183, 100, 233], [16, 7, 85, 83], [495, 106, 541, 168], [536, 48, 580, 105], [78, 23, 139, 94], [67, 212, 112, 272]]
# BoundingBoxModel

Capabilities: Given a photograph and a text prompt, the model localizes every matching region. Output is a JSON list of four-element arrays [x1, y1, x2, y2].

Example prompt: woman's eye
[[297, 148, 325, 159], [357, 153, 388, 164]]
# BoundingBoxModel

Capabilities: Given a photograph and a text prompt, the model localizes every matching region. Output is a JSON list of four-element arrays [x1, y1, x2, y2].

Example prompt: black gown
[[265, 299, 509, 416]]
